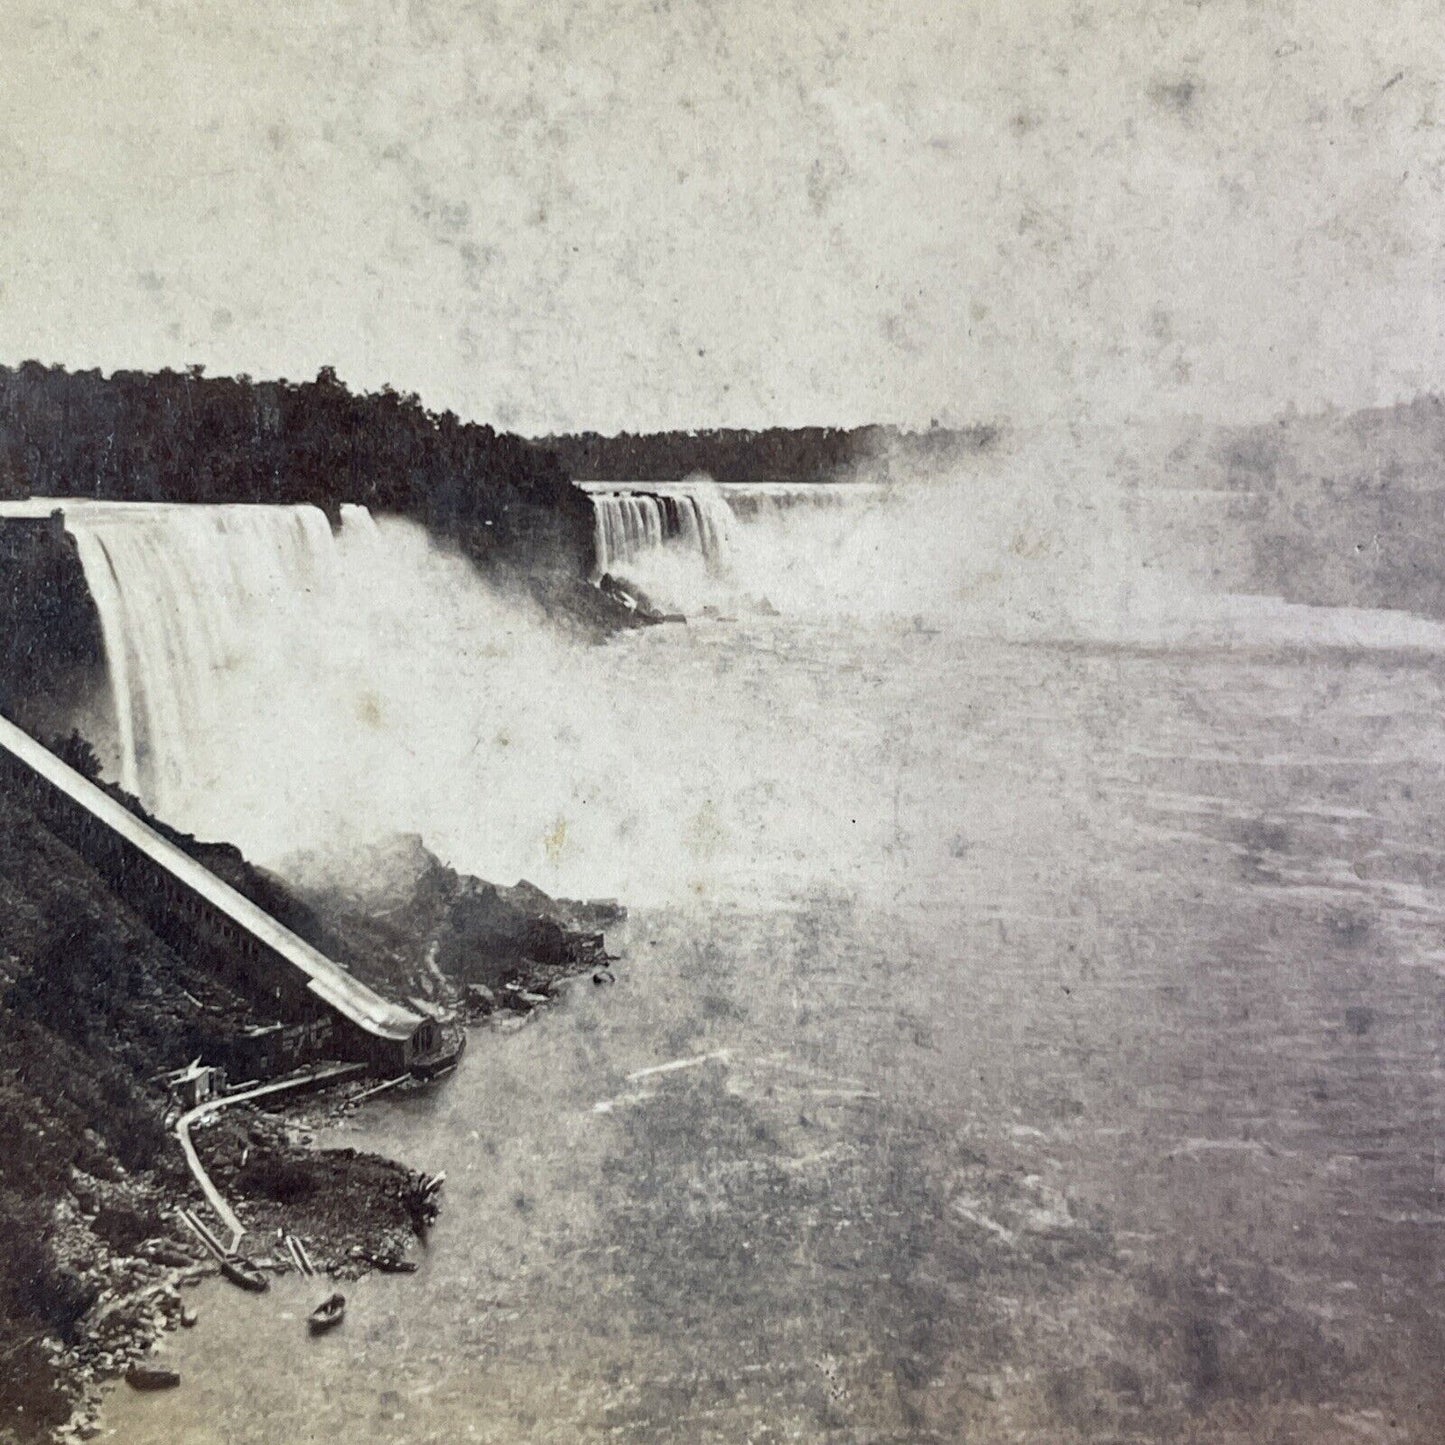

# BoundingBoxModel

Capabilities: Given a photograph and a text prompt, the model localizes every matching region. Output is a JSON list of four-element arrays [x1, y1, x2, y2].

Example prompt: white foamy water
[[29, 480, 1445, 913], [576, 471, 1445, 649]]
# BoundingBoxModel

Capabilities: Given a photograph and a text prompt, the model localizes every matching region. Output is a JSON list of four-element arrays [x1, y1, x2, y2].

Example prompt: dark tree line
[[0, 362, 593, 574], [533, 422, 998, 484], [0, 361, 1000, 590]]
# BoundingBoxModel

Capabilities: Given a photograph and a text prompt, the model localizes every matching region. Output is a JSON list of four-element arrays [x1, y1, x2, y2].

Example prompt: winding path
[[174, 1062, 364, 1254]]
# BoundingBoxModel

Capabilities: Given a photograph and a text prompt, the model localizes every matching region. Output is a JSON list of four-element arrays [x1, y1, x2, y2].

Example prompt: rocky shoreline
[[0, 760, 621, 1444], [42, 1103, 433, 1442], [47, 955, 602, 1445]]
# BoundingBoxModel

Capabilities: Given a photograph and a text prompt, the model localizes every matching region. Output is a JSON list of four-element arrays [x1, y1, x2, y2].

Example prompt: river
[[99, 584, 1445, 1442]]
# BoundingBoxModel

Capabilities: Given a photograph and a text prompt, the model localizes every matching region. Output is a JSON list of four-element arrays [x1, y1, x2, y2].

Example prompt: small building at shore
[[163, 1061, 228, 1110]]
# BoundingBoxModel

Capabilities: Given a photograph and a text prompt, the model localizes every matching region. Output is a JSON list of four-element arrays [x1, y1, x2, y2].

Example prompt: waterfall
[[582, 481, 738, 576], [579, 479, 886, 580], [62, 502, 344, 812], [25, 484, 895, 891]]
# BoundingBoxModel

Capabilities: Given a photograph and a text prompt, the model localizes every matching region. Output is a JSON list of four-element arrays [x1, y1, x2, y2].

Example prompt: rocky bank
[[0, 760, 621, 1445]]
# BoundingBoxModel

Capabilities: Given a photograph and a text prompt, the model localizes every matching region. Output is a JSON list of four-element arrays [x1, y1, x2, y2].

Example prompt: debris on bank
[[47, 1092, 450, 1444], [0, 776, 624, 1445]]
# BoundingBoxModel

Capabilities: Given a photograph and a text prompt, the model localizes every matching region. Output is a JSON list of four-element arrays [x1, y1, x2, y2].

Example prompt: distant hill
[[530, 423, 1000, 484]]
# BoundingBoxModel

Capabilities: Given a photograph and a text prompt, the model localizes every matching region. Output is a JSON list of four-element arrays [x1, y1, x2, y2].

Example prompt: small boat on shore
[[361, 1251, 417, 1273], [126, 1365, 181, 1391], [220, 1255, 269, 1292], [307, 1292, 346, 1333]]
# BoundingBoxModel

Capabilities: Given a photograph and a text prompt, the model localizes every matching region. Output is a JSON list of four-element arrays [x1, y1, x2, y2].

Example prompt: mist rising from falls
[[49, 443, 1445, 911], [579, 464, 1158, 629], [581, 478, 896, 616], [59, 494, 1006, 907], [61, 500, 831, 903], [578, 444, 1445, 648]]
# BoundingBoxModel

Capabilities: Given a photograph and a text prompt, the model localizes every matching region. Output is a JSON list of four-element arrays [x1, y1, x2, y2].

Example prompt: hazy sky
[[1, 1, 1441, 432]]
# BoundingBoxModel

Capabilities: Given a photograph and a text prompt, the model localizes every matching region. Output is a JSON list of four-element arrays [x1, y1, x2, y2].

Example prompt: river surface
[[103, 604, 1445, 1442]]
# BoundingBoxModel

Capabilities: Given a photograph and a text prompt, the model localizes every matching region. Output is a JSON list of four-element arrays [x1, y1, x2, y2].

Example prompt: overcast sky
[[0, 1, 1441, 433]]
